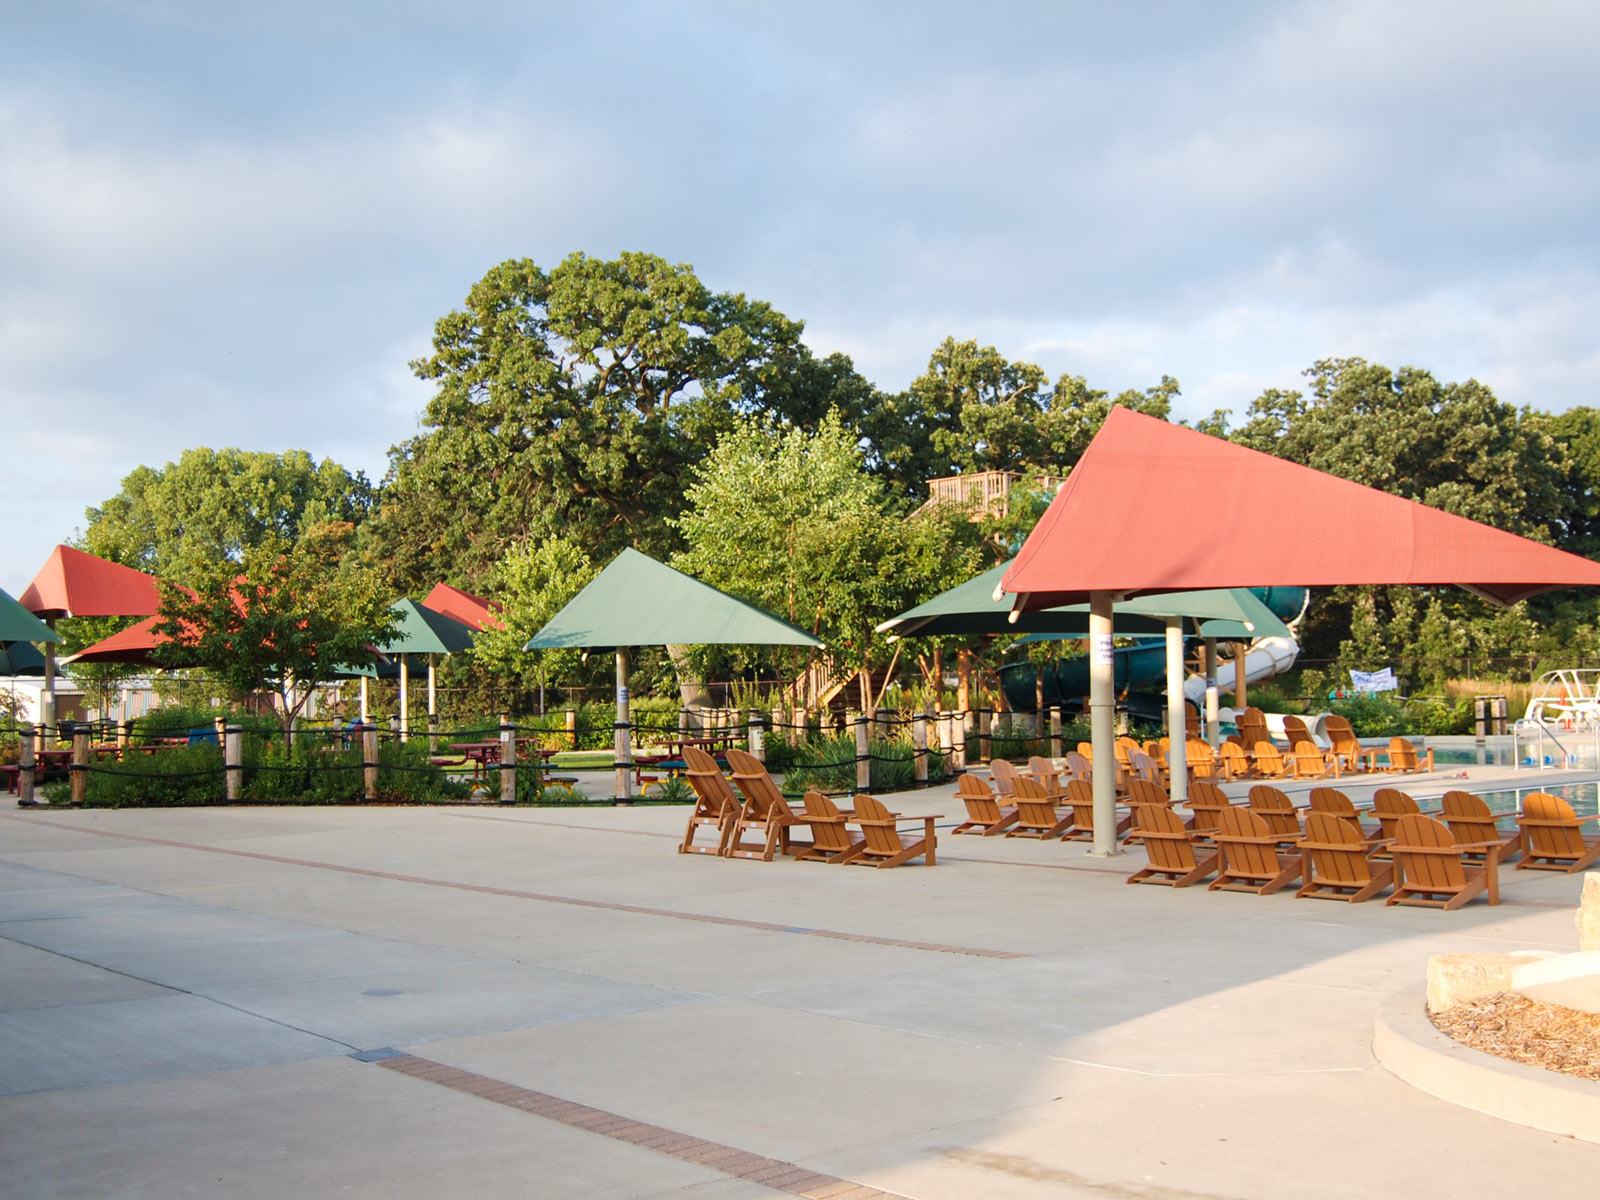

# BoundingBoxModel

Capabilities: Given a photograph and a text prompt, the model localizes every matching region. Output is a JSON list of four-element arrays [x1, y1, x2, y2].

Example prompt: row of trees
[[67, 251, 1600, 712]]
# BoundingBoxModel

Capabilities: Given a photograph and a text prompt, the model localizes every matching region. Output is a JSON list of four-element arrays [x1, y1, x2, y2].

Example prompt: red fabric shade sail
[[421, 582, 504, 631], [20, 545, 161, 620], [62, 615, 171, 666], [1003, 407, 1600, 609]]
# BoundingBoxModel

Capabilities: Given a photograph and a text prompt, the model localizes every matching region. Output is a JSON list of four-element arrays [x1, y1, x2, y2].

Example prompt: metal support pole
[[359, 675, 369, 723], [1088, 591, 1121, 857], [1233, 640, 1249, 709], [614, 648, 633, 802], [1165, 616, 1188, 808], [854, 713, 871, 792], [1203, 636, 1220, 749], [398, 657, 410, 742]]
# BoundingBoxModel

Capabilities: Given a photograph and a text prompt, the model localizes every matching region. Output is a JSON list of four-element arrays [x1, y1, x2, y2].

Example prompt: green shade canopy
[[0, 640, 46, 675], [877, 561, 1290, 641], [380, 598, 478, 661], [526, 548, 822, 650], [0, 587, 62, 646]]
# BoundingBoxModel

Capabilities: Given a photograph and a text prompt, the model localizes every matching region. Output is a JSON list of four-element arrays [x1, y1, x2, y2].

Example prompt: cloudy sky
[[3, 0, 1598, 589]]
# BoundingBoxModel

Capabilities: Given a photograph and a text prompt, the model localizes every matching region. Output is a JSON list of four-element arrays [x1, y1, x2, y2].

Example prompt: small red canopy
[[422, 582, 503, 631], [63, 615, 168, 665], [20, 545, 161, 620], [1003, 407, 1600, 609]]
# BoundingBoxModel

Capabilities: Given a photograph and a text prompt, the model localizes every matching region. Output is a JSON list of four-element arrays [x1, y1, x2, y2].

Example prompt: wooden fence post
[[362, 723, 379, 801], [500, 715, 516, 805], [70, 727, 90, 806], [938, 710, 953, 760], [1049, 707, 1063, 759], [977, 707, 991, 763], [913, 710, 928, 785], [565, 708, 577, 751], [428, 713, 438, 755], [952, 710, 967, 772], [854, 713, 871, 793], [749, 713, 765, 762], [18, 724, 34, 804], [224, 724, 242, 801]]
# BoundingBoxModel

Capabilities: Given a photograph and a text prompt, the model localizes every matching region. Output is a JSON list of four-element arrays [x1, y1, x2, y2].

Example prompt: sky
[[3, 0, 1599, 590]]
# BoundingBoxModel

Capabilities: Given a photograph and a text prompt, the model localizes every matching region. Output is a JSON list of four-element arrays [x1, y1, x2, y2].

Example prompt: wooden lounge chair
[[1184, 780, 1232, 842], [1439, 790, 1522, 863], [1306, 786, 1380, 842], [1062, 778, 1132, 842], [1282, 715, 1319, 752], [847, 793, 938, 868], [794, 791, 867, 863], [1247, 784, 1306, 842], [1516, 792, 1600, 873], [1208, 805, 1301, 894], [1028, 756, 1066, 793], [1007, 775, 1076, 839], [1296, 811, 1394, 902], [1218, 741, 1257, 781], [1123, 778, 1172, 845], [1381, 737, 1434, 774], [724, 747, 801, 861], [1062, 751, 1093, 783], [678, 745, 739, 856], [952, 773, 1020, 836], [1184, 738, 1222, 781], [1127, 804, 1220, 887], [1291, 740, 1341, 780], [1323, 715, 1373, 772], [988, 758, 1022, 798], [1126, 750, 1164, 787], [1386, 814, 1500, 909], [1235, 707, 1270, 751], [1371, 787, 1433, 843], [1250, 740, 1294, 779]]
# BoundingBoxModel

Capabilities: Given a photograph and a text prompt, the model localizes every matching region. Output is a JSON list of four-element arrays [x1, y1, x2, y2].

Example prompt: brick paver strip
[[4, 815, 1024, 960], [377, 1053, 909, 1199]]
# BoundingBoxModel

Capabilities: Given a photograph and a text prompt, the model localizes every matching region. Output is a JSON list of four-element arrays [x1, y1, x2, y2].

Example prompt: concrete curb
[[1373, 987, 1600, 1144]]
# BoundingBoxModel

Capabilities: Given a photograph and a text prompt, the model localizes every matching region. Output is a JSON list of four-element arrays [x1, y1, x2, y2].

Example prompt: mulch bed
[[1432, 992, 1600, 1082]]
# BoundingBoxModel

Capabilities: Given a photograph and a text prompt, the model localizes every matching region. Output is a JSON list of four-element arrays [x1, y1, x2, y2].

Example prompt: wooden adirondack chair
[[1251, 741, 1294, 779], [1381, 737, 1435, 774], [847, 793, 939, 868], [794, 791, 867, 863], [1184, 780, 1232, 842], [1126, 750, 1164, 787], [1063, 751, 1093, 783], [1123, 778, 1172, 846], [1218, 741, 1256, 781], [1007, 775, 1076, 838], [1439, 790, 1522, 863], [1127, 803, 1220, 887], [1062, 778, 1132, 842], [679, 745, 740, 856], [1371, 787, 1433, 843], [1236, 707, 1270, 750], [1209, 804, 1302, 894], [1516, 792, 1600, 872], [1185, 739, 1223, 781], [1306, 786, 1380, 842], [988, 757, 1022, 797], [1282, 715, 1318, 752], [1386, 814, 1500, 908], [1296, 811, 1394, 902], [1323, 715, 1372, 772], [953, 773, 1020, 836], [1247, 784, 1306, 842], [724, 747, 801, 861], [1028, 756, 1067, 796], [1291, 740, 1341, 780]]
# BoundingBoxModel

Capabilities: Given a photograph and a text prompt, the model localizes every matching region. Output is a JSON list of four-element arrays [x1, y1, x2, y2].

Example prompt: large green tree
[[371, 252, 872, 592], [673, 412, 985, 712], [83, 448, 375, 585]]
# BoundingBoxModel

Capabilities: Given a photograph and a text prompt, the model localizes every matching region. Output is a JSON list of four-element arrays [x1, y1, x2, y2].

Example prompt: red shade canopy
[[1003, 407, 1600, 609], [19, 545, 162, 620], [61, 615, 172, 666], [422, 582, 504, 631]]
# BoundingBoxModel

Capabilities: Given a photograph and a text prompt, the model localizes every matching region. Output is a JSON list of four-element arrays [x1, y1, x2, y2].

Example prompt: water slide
[[998, 588, 1305, 713]]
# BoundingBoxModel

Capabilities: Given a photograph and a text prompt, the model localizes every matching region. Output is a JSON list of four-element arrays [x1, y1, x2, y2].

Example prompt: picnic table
[[443, 740, 559, 781]]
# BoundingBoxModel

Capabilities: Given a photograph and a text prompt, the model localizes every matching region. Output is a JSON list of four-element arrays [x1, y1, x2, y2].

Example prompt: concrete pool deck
[[3, 762, 1599, 1198]]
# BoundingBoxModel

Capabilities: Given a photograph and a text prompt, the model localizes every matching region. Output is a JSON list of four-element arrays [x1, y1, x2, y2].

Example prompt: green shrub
[[80, 744, 227, 807], [781, 732, 951, 795]]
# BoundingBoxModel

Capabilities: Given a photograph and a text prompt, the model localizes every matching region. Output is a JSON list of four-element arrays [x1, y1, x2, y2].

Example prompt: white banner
[[1349, 667, 1397, 694]]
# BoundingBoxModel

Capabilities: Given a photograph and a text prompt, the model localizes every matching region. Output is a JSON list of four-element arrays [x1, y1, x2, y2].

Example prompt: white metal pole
[[1088, 591, 1120, 857], [399, 657, 410, 741], [359, 676, 370, 722], [1165, 616, 1188, 808], [1204, 636, 1220, 749], [427, 653, 437, 721]]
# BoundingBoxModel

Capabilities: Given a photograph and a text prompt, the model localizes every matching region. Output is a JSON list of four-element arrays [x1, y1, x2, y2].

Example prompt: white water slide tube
[[1181, 636, 1299, 708]]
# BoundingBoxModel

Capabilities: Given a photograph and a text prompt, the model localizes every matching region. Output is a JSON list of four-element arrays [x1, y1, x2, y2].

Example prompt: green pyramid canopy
[[526, 549, 821, 650], [380, 598, 478, 660], [0, 587, 61, 646]]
